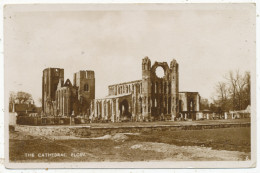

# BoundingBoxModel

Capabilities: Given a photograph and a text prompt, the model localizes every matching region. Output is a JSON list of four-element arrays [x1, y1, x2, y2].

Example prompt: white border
[[0, 0, 259, 172]]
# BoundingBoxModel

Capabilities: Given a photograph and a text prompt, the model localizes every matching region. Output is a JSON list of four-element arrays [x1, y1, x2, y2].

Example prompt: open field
[[9, 125, 250, 162]]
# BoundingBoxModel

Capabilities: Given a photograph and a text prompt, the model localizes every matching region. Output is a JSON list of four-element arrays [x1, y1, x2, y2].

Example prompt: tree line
[[9, 91, 34, 104], [207, 70, 250, 114]]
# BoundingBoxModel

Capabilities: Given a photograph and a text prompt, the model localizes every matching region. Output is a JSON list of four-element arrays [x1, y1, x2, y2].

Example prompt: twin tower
[[141, 56, 179, 120], [42, 68, 95, 116]]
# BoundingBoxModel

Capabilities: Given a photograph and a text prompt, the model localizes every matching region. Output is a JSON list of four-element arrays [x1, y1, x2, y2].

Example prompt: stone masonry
[[42, 57, 200, 122]]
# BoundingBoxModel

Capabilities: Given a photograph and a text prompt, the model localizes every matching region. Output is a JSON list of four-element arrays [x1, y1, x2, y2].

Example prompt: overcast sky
[[4, 4, 255, 106]]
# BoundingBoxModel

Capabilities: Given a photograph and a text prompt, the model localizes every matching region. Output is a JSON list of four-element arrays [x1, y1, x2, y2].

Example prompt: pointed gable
[[64, 79, 72, 87]]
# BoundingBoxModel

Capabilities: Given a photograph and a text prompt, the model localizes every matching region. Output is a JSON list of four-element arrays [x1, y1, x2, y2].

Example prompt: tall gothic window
[[84, 84, 89, 91]]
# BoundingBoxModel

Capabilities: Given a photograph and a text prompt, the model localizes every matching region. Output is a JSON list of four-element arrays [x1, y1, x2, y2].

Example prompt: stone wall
[[15, 122, 250, 138]]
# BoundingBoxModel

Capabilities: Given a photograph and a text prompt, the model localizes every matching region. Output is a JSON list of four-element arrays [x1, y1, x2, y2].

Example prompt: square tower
[[73, 70, 95, 103], [42, 68, 64, 114]]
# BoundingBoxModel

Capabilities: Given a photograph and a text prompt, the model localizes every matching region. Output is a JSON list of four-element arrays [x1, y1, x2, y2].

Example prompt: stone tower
[[141, 56, 151, 120], [140, 56, 179, 121], [42, 68, 64, 115], [170, 59, 179, 120], [73, 70, 95, 113]]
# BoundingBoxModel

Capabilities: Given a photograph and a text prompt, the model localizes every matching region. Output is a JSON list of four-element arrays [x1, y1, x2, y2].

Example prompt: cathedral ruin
[[42, 57, 200, 122]]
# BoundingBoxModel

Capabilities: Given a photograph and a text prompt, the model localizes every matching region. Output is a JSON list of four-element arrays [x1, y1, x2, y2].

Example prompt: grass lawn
[[128, 127, 251, 152]]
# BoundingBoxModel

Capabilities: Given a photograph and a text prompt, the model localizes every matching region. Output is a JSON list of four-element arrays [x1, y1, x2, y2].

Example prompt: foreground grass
[[127, 127, 251, 153], [10, 138, 165, 162], [9, 127, 250, 162]]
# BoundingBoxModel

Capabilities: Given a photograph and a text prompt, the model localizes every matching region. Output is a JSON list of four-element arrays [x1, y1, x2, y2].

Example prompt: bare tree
[[236, 70, 248, 110], [226, 71, 238, 110], [242, 71, 251, 108], [9, 91, 16, 103], [227, 70, 250, 110], [216, 82, 228, 101], [214, 70, 251, 112], [214, 81, 229, 112], [200, 97, 210, 110]]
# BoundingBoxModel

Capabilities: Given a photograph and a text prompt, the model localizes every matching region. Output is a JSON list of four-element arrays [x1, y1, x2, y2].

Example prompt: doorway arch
[[119, 99, 131, 120]]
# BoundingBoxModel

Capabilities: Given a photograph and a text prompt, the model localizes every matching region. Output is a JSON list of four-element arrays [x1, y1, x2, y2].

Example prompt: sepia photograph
[[3, 3, 256, 168]]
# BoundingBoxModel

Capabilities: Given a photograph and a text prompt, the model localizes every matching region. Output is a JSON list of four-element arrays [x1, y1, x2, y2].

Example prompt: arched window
[[158, 82, 161, 94], [161, 81, 163, 93], [168, 83, 171, 94], [190, 101, 194, 111], [179, 100, 183, 112], [168, 97, 171, 113], [84, 84, 89, 91], [164, 82, 167, 93], [139, 97, 142, 113]]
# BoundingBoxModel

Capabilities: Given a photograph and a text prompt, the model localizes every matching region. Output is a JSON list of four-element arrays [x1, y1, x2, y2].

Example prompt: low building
[[229, 105, 251, 119], [179, 92, 200, 120], [9, 102, 36, 116]]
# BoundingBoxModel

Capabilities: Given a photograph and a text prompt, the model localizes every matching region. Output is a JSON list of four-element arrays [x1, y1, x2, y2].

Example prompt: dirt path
[[130, 142, 250, 161]]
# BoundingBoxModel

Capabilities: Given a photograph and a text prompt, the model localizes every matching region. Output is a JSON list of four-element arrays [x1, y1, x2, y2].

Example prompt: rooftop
[[108, 80, 142, 87]]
